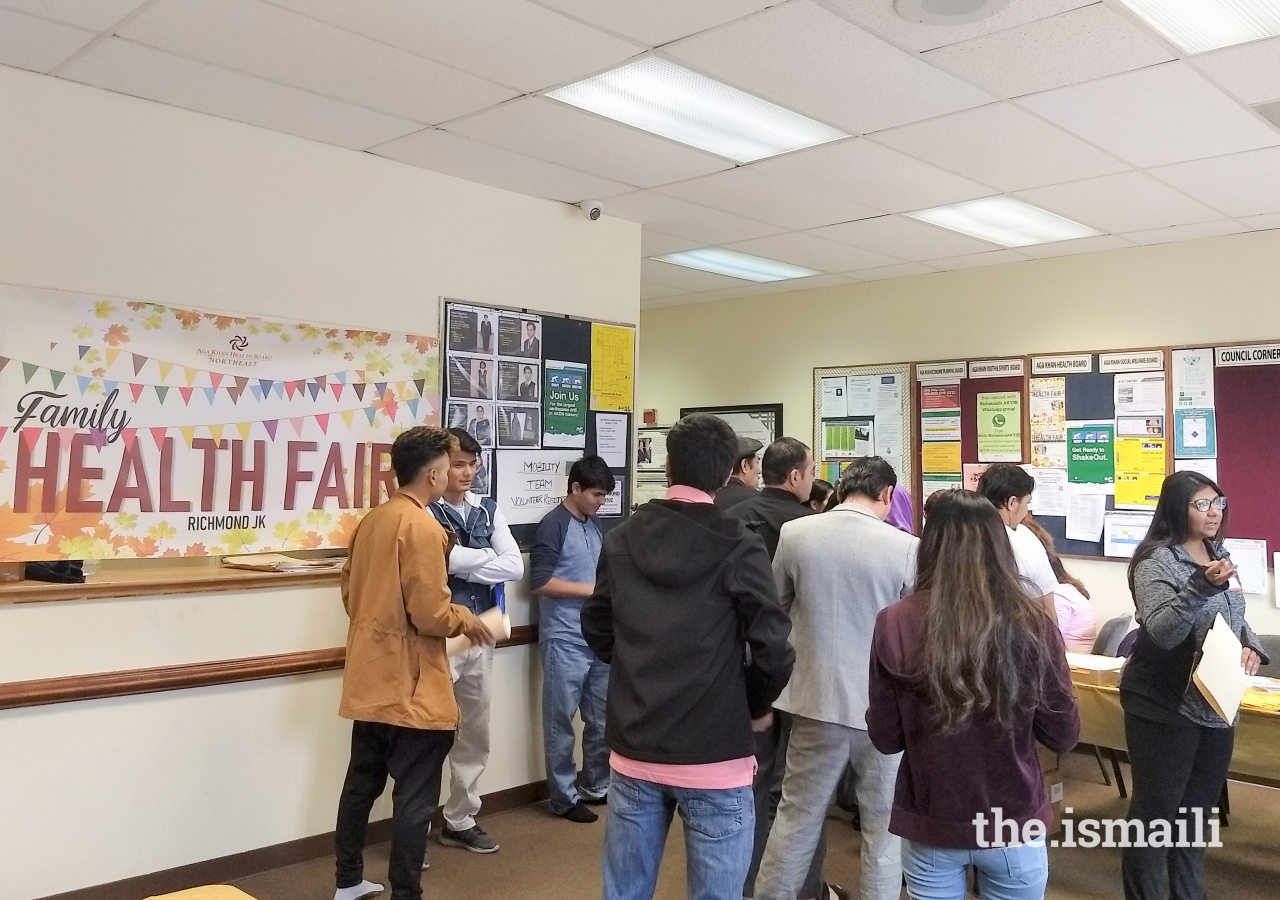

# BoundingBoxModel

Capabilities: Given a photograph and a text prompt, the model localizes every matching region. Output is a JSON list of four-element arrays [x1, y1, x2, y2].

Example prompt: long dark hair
[[1127, 471, 1229, 594], [916, 490, 1055, 734]]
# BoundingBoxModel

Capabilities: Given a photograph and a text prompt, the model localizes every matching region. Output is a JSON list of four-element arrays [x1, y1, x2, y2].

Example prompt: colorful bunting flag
[[22, 362, 37, 383], [150, 427, 168, 450], [77, 375, 93, 393], [263, 420, 280, 440], [339, 410, 354, 430], [236, 422, 253, 441], [154, 385, 169, 404], [179, 387, 194, 405], [105, 348, 121, 367], [364, 407, 378, 425], [331, 383, 344, 402], [121, 428, 137, 449], [208, 424, 224, 445], [158, 361, 174, 382], [290, 417, 307, 436], [353, 383, 367, 401], [79, 346, 91, 360], [21, 429, 41, 451], [208, 372, 224, 391], [130, 383, 145, 402], [132, 353, 148, 376], [179, 426, 196, 447], [315, 413, 329, 434]]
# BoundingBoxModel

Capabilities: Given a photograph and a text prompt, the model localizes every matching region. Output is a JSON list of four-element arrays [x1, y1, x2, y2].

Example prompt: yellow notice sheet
[[1115, 437, 1166, 508], [922, 442, 962, 474], [590, 323, 635, 411]]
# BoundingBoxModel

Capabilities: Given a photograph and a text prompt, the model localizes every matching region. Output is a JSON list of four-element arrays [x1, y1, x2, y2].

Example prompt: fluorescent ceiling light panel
[[655, 248, 822, 282], [547, 57, 847, 163], [907, 197, 1101, 247], [1115, 0, 1280, 54]]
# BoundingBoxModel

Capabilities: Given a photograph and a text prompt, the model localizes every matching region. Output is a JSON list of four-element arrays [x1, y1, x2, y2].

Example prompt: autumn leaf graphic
[[220, 528, 258, 553], [328, 512, 363, 549], [147, 521, 177, 541], [113, 512, 138, 530], [102, 324, 131, 347], [93, 300, 116, 319], [273, 519, 307, 548], [406, 334, 434, 354]]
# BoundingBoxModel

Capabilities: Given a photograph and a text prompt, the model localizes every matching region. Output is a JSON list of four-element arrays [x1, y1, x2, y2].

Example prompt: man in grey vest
[[756, 457, 918, 900], [429, 428, 524, 855]]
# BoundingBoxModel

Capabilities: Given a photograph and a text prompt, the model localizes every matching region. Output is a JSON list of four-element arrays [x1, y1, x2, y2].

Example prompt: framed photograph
[[498, 404, 541, 448], [679, 403, 783, 465], [447, 352, 494, 400], [473, 450, 493, 497], [635, 426, 668, 475], [498, 314, 542, 359], [498, 359, 540, 403]]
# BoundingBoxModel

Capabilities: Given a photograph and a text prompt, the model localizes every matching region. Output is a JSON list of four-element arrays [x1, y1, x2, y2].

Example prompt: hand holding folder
[[1192, 613, 1250, 723]]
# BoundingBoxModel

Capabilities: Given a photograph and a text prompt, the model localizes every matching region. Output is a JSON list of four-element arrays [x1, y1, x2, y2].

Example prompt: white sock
[[334, 879, 383, 900]]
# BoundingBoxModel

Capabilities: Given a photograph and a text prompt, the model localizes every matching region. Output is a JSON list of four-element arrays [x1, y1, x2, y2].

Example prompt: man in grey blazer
[[756, 457, 918, 900]]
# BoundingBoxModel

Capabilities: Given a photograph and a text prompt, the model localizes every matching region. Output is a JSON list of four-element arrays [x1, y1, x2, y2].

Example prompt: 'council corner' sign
[[1215, 343, 1280, 367]]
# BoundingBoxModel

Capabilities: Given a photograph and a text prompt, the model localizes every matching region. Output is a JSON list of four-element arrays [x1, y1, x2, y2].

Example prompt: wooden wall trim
[[0, 563, 341, 606], [0, 624, 538, 711]]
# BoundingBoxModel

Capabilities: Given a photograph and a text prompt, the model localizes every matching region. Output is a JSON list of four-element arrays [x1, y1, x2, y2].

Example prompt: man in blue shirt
[[530, 455, 616, 823]]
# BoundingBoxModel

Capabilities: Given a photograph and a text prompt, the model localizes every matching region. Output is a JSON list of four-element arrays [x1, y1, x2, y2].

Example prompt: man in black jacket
[[728, 437, 841, 900], [582, 413, 794, 900], [729, 437, 815, 558], [714, 436, 764, 510]]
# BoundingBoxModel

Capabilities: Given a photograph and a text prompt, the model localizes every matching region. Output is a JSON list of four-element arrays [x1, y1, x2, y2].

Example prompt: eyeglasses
[[1189, 497, 1227, 512]]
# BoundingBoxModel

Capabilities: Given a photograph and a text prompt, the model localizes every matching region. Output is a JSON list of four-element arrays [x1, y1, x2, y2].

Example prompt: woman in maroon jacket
[[867, 490, 1080, 900]]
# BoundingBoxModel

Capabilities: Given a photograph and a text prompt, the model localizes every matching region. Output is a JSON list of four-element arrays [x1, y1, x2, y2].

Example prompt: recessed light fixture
[[906, 197, 1100, 247], [547, 57, 848, 163], [655, 248, 822, 282], [1114, 0, 1280, 54]]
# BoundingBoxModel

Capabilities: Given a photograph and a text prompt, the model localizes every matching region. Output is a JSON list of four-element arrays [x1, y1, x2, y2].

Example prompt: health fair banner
[[0, 284, 440, 560]]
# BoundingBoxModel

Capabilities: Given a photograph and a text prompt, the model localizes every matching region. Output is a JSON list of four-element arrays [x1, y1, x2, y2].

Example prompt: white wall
[[638, 230, 1280, 635], [0, 63, 638, 900]]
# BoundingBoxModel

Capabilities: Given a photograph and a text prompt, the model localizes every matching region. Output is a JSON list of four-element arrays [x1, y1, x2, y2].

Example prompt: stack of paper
[[222, 553, 344, 573], [1066, 652, 1126, 686], [1192, 614, 1250, 722]]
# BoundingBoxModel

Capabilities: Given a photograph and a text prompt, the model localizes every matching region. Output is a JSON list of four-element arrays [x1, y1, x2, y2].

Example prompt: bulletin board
[[441, 299, 635, 547], [679, 403, 785, 462], [810, 363, 914, 503]]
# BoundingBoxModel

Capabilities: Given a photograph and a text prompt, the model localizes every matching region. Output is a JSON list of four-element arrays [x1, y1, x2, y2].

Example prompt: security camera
[[579, 200, 603, 221]]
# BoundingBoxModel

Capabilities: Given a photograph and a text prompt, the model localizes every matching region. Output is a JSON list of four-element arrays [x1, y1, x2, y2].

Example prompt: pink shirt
[[608, 482, 757, 790]]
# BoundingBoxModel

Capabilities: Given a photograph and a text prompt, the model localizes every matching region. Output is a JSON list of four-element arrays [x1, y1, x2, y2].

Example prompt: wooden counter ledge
[[0, 560, 341, 605]]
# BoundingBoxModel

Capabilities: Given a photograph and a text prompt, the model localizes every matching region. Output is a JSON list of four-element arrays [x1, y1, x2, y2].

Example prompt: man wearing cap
[[714, 436, 764, 510]]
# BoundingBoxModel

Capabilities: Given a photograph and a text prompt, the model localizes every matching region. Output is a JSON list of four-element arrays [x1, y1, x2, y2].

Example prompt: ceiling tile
[[1016, 62, 1280, 168], [446, 96, 731, 188], [655, 167, 879, 231], [810, 215, 1000, 260], [640, 230, 702, 257], [1194, 37, 1280, 106], [1239, 212, 1280, 231], [642, 292, 723, 309], [1015, 171, 1221, 233], [0, 7, 95, 73], [1016, 234, 1134, 258], [823, 0, 1092, 53], [640, 258, 752, 291], [924, 249, 1032, 270], [1122, 220, 1249, 246], [709, 274, 859, 299], [640, 282, 692, 301], [923, 4, 1173, 99], [1151, 148, 1280, 218], [570, 190, 785, 244], [848, 262, 940, 281], [753, 139, 992, 213], [267, 0, 642, 92], [0, 0, 149, 31], [121, 0, 514, 124], [873, 102, 1129, 192], [665, 1, 992, 135], [722, 232, 902, 272], [532, 0, 777, 47], [60, 38, 422, 150], [370, 129, 633, 203]]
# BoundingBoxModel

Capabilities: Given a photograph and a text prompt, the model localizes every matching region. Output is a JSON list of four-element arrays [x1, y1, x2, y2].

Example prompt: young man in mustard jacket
[[333, 427, 494, 900]]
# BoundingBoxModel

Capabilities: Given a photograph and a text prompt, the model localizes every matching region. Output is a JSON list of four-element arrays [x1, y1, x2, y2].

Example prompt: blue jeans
[[901, 838, 1048, 900], [541, 638, 610, 813], [601, 771, 755, 900]]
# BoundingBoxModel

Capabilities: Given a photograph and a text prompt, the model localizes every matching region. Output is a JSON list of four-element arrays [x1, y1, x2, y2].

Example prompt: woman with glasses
[[1120, 471, 1269, 900]]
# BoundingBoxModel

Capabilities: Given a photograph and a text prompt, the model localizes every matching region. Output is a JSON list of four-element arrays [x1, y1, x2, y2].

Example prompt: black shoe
[[438, 825, 499, 853], [580, 793, 608, 806], [557, 803, 599, 823]]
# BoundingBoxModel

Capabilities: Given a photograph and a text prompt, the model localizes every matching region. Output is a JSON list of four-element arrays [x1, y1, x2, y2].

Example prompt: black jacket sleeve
[[581, 549, 614, 664], [725, 536, 795, 717]]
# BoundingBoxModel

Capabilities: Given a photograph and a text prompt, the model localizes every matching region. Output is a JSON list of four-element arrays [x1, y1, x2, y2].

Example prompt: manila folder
[[1192, 613, 1249, 723]]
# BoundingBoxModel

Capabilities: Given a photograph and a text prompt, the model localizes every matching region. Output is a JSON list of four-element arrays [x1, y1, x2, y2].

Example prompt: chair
[[1085, 615, 1134, 797], [1092, 614, 1133, 658], [1255, 635, 1280, 678]]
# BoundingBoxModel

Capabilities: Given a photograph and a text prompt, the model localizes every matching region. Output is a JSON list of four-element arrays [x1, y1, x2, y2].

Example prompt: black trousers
[[335, 721, 455, 900], [1122, 712, 1234, 900], [746, 710, 826, 899]]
